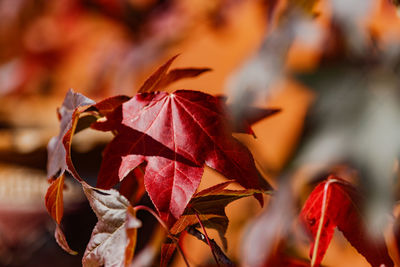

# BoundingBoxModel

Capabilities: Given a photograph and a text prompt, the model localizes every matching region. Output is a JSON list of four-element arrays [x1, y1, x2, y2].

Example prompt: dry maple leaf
[[47, 89, 95, 180], [82, 183, 141, 267], [45, 89, 95, 255]]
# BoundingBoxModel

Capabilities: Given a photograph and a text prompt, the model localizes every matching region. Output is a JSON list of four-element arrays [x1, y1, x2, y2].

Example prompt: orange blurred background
[[0, 0, 400, 266]]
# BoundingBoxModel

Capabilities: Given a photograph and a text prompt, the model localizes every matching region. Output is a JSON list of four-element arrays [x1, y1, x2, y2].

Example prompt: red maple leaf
[[300, 175, 393, 267], [95, 90, 267, 226]]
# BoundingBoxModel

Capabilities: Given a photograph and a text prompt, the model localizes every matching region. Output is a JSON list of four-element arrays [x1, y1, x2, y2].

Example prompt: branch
[[186, 226, 235, 267], [134, 205, 191, 267]]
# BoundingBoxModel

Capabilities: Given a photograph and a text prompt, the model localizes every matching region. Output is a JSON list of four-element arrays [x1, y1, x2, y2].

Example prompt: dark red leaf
[[119, 166, 146, 205], [47, 89, 95, 180], [96, 90, 266, 226], [93, 95, 131, 116], [300, 175, 394, 267], [138, 55, 179, 93], [156, 68, 212, 89], [138, 55, 211, 93]]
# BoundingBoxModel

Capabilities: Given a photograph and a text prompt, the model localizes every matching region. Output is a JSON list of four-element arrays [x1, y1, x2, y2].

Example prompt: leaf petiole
[[133, 205, 190, 267], [194, 212, 221, 267]]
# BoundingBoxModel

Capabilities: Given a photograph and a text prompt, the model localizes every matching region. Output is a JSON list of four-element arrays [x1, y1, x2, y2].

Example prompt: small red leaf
[[300, 175, 394, 267], [138, 55, 211, 93], [45, 174, 65, 224], [47, 89, 95, 180], [138, 55, 179, 93], [93, 95, 130, 116], [156, 67, 212, 89], [96, 90, 266, 226]]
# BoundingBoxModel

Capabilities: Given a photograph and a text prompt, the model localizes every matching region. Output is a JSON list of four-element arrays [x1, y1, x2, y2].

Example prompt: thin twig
[[194, 212, 221, 267], [187, 226, 235, 267], [134, 205, 191, 267]]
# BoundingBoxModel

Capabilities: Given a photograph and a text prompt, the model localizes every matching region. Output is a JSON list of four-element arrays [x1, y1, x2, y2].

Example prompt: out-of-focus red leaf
[[45, 174, 65, 225], [95, 90, 267, 226], [289, 0, 320, 14], [55, 225, 78, 255], [209, 96, 282, 137], [393, 214, 400, 262], [47, 89, 95, 180], [391, 0, 400, 9], [263, 0, 280, 22], [138, 55, 211, 93], [131, 226, 165, 267], [228, 106, 281, 137], [242, 182, 294, 267], [265, 254, 310, 267], [82, 183, 141, 267], [300, 175, 394, 267]]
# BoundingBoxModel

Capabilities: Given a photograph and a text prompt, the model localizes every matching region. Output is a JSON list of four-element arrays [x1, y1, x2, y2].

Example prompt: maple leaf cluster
[[43, 0, 400, 266], [45, 56, 278, 266], [44, 54, 399, 266]]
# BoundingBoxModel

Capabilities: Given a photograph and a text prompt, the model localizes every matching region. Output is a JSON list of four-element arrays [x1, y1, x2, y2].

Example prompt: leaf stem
[[187, 226, 235, 267], [133, 205, 190, 267], [194, 212, 221, 267]]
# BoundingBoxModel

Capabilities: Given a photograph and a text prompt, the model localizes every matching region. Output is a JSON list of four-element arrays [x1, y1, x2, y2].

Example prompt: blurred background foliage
[[1, 0, 400, 266]]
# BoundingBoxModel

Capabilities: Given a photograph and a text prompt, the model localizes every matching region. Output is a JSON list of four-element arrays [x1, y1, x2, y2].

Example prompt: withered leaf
[[47, 89, 95, 180], [45, 174, 65, 225], [55, 225, 78, 255], [82, 183, 141, 267]]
